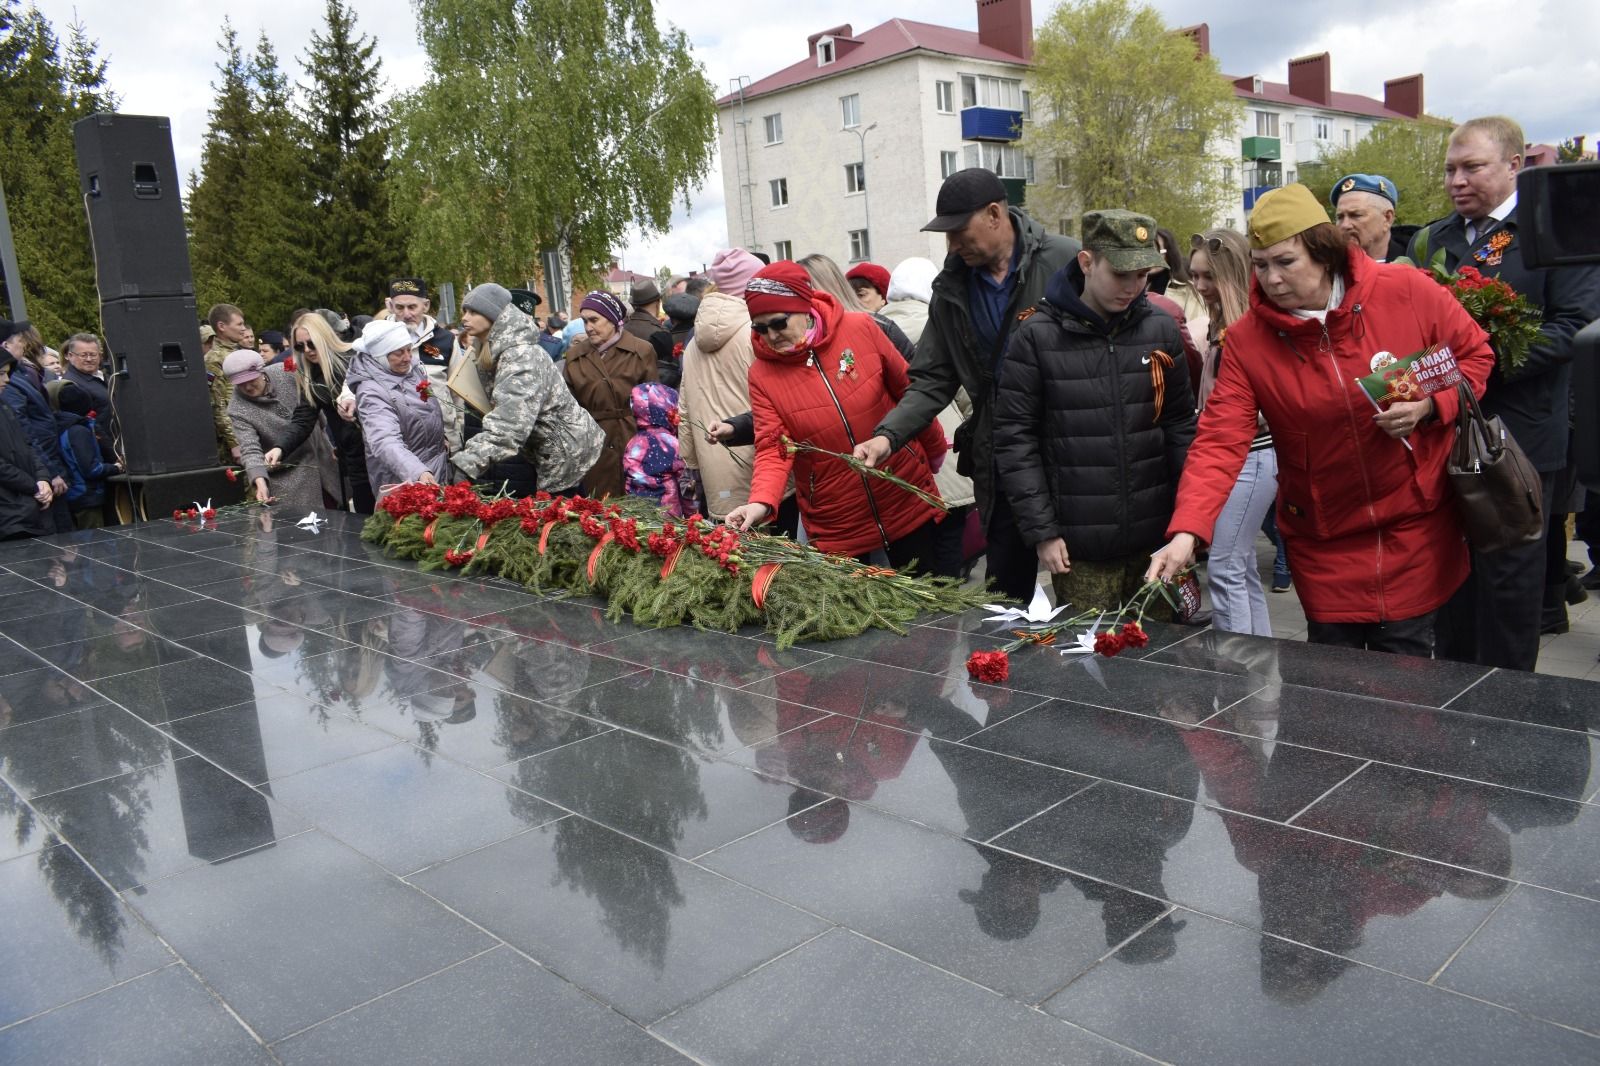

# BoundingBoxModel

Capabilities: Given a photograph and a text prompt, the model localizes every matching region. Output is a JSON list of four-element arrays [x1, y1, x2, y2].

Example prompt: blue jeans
[[1208, 448, 1278, 636]]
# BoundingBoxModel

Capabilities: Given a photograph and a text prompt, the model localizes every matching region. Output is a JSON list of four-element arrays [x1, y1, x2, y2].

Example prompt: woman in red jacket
[[1146, 184, 1494, 656], [723, 261, 947, 567]]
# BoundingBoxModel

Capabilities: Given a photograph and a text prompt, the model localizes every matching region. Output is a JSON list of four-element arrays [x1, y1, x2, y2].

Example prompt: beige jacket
[[678, 292, 765, 518]]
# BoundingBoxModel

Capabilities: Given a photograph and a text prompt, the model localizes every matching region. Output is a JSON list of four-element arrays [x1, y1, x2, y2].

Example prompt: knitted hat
[[1248, 184, 1331, 250], [708, 248, 763, 297], [579, 290, 628, 327], [55, 380, 94, 417], [221, 349, 265, 384], [462, 283, 514, 322], [845, 262, 891, 299], [355, 319, 414, 360], [743, 261, 815, 318]]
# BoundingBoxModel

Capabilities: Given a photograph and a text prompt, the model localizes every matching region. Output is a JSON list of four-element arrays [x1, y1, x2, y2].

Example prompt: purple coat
[[345, 348, 449, 492]]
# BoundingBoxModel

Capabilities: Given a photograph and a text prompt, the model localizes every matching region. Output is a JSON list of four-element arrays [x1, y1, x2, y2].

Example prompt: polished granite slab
[[0, 515, 1593, 1062]]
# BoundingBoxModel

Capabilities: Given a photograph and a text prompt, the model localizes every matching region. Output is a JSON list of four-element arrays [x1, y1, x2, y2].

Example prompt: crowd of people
[[2, 112, 1596, 672]]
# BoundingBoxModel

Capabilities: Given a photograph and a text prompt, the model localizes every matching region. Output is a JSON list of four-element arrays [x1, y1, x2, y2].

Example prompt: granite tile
[[176, 620, 355, 678], [0, 634, 47, 677], [409, 816, 826, 1024], [467, 597, 621, 648], [1147, 629, 1491, 707], [165, 692, 401, 785], [301, 563, 442, 597], [0, 702, 173, 799], [84, 539, 206, 570], [125, 526, 240, 551], [348, 682, 612, 770], [267, 742, 559, 874], [122, 597, 271, 641], [721, 706, 1090, 841], [0, 665, 109, 728], [654, 928, 1147, 1066], [741, 654, 1030, 733], [44, 631, 199, 681], [34, 755, 306, 889], [0, 845, 174, 1026], [0, 778, 53, 860], [702, 802, 1155, 1002], [590, 626, 824, 688], [0, 963, 274, 1065], [1438, 885, 1600, 1033], [146, 556, 258, 586], [128, 830, 492, 1041], [92, 658, 270, 724], [274, 946, 691, 1065], [190, 572, 331, 609], [0, 586, 79, 622], [994, 780, 1507, 979], [377, 578, 542, 621], [496, 730, 816, 857], [1446, 670, 1600, 733], [1042, 908, 1599, 1065], [0, 603, 128, 649], [251, 587, 399, 633]]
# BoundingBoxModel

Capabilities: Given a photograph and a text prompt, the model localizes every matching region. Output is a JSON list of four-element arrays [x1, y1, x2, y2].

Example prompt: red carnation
[[172, 509, 185, 521], [965, 649, 1010, 683], [672, 342, 684, 358], [1118, 621, 1150, 649], [1093, 631, 1126, 657], [283, 356, 297, 373], [225, 468, 239, 482], [202, 508, 217, 521], [443, 549, 474, 567], [417, 379, 432, 401]]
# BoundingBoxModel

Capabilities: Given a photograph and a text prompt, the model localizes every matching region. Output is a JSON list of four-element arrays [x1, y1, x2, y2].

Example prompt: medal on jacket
[[1475, 231, 1512, 268], [837, 349, 858, 381]]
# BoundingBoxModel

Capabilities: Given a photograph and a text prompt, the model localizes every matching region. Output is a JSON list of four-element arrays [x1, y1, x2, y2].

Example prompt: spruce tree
[[187, 20, 255, 316], [300, 0, 405, 318]]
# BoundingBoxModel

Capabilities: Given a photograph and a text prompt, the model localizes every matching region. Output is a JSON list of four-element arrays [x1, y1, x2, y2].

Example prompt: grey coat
[[345, 348, 449, 492], [451, 305, 604, 494], [227, 366, 337, 511]]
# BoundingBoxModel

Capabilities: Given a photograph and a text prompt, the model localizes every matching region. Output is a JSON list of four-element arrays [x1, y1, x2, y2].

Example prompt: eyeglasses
[[1190, 234, 1224, 254], [293, 340, 317, 354], [750, 316, 793, 336]]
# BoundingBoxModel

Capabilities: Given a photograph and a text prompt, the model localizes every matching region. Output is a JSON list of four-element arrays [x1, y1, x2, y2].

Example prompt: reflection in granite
[[0, 517, 1596, 1058]]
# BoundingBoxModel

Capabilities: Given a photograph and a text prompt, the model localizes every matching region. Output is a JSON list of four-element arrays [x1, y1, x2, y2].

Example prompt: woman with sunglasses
[[723, 262, 947, 567], [562, 290, 659, 498], [1148, 186, 1494, 657], [1184, 228, 1278, 635], [289, 312, 374, 513]]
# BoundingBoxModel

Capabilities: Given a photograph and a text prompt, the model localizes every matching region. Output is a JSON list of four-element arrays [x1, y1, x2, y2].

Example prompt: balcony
[[1243, 186, 1279, 212], [1241, 136, 1281, 160], [961, 107, 1023, 142]]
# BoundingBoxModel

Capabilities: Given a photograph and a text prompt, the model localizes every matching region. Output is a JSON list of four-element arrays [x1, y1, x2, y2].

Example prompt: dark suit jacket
[[1411, 208, 1600, 471]]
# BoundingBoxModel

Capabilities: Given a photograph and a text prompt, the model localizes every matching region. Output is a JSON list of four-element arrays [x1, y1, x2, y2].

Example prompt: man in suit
[[1411, 115, 1600, 671]]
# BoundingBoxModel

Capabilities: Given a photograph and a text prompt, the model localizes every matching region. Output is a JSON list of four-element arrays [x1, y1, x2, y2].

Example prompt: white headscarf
[[887, 257, 938, 305], [355, 319, 414, 360]]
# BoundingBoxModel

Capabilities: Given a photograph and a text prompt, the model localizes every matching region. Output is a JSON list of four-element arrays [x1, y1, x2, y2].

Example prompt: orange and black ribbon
[[1149, 349, 1175, 424]]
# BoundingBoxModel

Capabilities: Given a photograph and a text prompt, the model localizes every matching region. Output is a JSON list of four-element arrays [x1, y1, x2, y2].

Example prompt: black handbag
[[1447, 381, 1543, 553]]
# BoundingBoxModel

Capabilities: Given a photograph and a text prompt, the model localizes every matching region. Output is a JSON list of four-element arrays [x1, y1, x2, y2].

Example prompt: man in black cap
[[853, 168, 1080, 599], [386, 277, 457, 368]]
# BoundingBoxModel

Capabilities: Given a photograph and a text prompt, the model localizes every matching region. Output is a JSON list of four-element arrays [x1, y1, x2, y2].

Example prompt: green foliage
[[1022, 0, 1240, 244], [187, 20, 255, 316], [299, 0, 407, 316], [1557, 138, 1586, 164], [390, 0, 718, 287], [0, 2, 115, 340], [1299, 118, 1454, 227]]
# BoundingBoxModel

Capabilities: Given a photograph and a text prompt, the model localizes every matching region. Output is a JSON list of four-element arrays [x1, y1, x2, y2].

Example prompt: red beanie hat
[[845, 262, 890, 299], [743, 261, 815, 318]]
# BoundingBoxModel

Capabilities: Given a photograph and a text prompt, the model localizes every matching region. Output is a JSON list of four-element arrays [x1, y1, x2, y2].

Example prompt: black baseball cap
[[0, 320, 30, 344], [922, 168, 1008, 232]]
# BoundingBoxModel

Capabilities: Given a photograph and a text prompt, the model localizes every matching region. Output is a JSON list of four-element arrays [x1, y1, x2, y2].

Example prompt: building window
[[958, 73, 1023, 110], [840, 94, 860, 129], [1021, 90, 1033, 122], [940, 151, 959, 179], [935, 80, 954, 113], [763, 114, 782, 145], [1024, 155, 1036, 185], [1055, 158, 1069, 187], [1058, 218, 1075, 237], [818, 39, 834, 65], [1255, 111, 1279, 137], [848, 229, 870, 262], [774, 240, 793, 260], [1284, 121, 1295, 144], [1343, 128, 1352, 147], [1287, 169, 1297, 184], [1225, 218, 1237, 230], [1222, 163, 1234, 184], [770, 178, 788, 208], [1315, 117, 1331, 140], [845, 162, 865, 194]]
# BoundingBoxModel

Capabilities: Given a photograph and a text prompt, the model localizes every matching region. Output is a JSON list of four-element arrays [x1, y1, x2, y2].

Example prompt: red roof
[[716, 18, 1027, 106], [1228, 76, 1413, 122], [606, 267, 654, 284]]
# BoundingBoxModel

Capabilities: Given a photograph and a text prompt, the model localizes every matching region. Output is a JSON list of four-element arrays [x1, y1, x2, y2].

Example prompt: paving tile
[[654, 928, 1147, 1065], [0, 702, 173, 799], [0, 665, 110, 728], [274, 946, 691, 1065], [589, 626, 824, 687], [164, 692, 401, 785], [409, 816, 826, 1024], [44, 631, 199, 681], [128, 830, 492, 1042], [93, 657, 272, 725]]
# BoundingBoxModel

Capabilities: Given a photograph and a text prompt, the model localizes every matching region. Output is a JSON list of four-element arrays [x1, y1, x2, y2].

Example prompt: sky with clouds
[[36, 0, 1600, 276]]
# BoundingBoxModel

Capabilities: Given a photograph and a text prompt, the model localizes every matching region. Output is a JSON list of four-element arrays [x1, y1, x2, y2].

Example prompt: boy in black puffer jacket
[[993, 210, 1197, 615]]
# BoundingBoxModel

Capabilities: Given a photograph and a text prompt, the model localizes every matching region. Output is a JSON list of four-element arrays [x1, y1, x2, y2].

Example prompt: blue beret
[[1331, 173, 1398, 207]]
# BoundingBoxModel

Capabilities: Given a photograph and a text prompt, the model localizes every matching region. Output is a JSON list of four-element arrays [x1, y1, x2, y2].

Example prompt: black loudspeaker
[[100, 295, 220, 475], [73, 113, 194, 300]]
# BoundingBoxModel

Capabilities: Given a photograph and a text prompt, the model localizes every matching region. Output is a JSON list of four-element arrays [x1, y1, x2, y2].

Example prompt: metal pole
[[0, 175, 26, 321], [846, 123, 878, 258]]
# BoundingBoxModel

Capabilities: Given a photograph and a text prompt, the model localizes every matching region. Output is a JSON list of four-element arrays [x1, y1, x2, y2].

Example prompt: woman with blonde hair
[[289, 311, 372, 512], [798, 253, 916, 363], [1186, 228, 1277, 635]]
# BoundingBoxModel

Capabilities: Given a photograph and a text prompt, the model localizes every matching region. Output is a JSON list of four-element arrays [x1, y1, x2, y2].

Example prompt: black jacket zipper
[[808, 351, 891, 552]]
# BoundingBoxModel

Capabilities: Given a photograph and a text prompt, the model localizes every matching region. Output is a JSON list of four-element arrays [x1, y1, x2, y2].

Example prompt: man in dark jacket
[[61, 332, 114, 453], [386, 278, 457, 368], [1411, 116, 1600, 671], [854, 169, 1081, 599], [0, 349, 53, 540], [993, 210, 1196, 612], [1, 321, 71, 532]]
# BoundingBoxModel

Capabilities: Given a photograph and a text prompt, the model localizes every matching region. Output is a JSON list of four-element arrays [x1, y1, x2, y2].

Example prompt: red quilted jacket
[[747, 292, 946, 557]]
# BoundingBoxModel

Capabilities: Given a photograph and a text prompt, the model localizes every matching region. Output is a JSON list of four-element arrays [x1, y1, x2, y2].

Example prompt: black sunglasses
[[1190, 233, 1224, 254], [751, 315, 794, 336], [293, 340, 318, 354]]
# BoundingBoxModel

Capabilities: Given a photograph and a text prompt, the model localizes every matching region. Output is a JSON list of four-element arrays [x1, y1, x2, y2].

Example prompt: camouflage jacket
[[451, 306, 604, 492], [205, 338, 241, 456]]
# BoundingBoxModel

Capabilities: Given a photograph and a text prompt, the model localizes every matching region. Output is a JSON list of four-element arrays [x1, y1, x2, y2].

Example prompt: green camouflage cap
[[1081, 210, 1166, 272]]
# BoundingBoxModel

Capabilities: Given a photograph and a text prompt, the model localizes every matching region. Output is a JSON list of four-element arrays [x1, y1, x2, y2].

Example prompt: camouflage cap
[[1082, 210, 1166, 272]]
